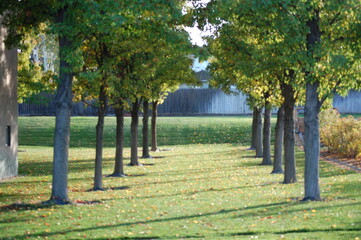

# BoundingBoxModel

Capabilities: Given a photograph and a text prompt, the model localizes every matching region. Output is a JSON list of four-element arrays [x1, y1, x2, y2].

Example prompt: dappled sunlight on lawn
[[1, 142, 360, 239]]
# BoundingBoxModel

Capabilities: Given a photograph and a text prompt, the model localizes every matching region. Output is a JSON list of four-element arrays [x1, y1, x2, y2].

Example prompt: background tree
[[147, 39, 197, 152], [17, 32, 57, 103], [272, 104, 284, 174], [194, 0, 305, 185]]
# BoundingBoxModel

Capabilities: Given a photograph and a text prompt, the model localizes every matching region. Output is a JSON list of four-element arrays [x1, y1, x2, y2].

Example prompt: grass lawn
[[1, 116, 360, 239]]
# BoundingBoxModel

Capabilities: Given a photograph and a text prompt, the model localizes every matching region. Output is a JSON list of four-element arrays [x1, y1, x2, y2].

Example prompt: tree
[[196, 0, 361, 200], [195, 0, 302, 184], [260, 91, 272, 165], [1, 0, 122, 201], [1, 1, 89, 204], [112, 103, 126, 176], [272, 105, 284, 174], [245, 95, 262, 153], [281, 72, 298, 183], [296, 2, 359, 200], [50, 3, 87, 203], [204, 24, 280, 163], [17, 32, 57, 103], [73, 1, 127, 189], [142, 100, 151, 158], [147, 45, 197, 152]]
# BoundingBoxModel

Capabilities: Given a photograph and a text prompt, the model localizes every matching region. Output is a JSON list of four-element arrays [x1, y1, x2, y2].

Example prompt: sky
[[185, 25, 207, 46], [184, 0, 211, 46], [184, 0, 211, 71]]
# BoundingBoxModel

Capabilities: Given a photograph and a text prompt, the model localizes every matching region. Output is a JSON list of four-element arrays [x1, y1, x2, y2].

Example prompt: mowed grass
[[18, 116, 253, 148], [0, 116, 360, 239]]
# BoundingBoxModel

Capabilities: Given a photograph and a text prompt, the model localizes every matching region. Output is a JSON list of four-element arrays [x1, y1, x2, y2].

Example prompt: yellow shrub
[[320, 109, 361, 158]]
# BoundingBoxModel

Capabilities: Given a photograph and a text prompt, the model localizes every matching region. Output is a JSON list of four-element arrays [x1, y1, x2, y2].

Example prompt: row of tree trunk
[[93, 99, 159, 191], [250, 94, 297, 184]]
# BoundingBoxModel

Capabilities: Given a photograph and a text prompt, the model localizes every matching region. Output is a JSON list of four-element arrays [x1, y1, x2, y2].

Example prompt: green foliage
[[17, 32, 57, 103], [0, 0, 56, 49], [197, 0, 303, 109], [69, 0, 197, 110], [194, 0, 361, 108], [320, 108, 361, 158]]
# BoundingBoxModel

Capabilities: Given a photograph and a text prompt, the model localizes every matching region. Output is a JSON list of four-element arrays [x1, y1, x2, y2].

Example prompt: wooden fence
[[19, 97, 100, 116], [333, 90, 361, 114], [157, 89, 251, 115], [18, 89, 361, 116]]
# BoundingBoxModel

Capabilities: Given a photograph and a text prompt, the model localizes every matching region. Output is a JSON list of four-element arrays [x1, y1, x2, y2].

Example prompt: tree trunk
[[260, 103, 272, 165], [249, 107, 257, 150], [93, 82, 107, 190], [130, 99, 141, 166], [50, 8, 72, 204], [304, 9, 322, 201], [272, 105, 284, 173], [255, 107, 263, 157], [304, 82, 321, 200], [151, 101, 158, 152], [142, 100, 150, 158], [111, 105, 125, 177], [282, 81, 297, 183]]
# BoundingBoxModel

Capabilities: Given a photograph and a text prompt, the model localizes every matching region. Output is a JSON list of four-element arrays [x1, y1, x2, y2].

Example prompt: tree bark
[[111, 105, 125, 177], [304, 9, 322, 201], [272, 105, 284, 173], [249, 107, 257, 150], [142, 100, 150, 158], [304, 81, 321, 200], [151, 101, 158, 152], [93, 81, 107, 190], [282, 81, 297, 183], [255, 107, 263, 157], [130, 99, 141, 166], [260, 102, 272, 165], [50, 7, 72, 204]]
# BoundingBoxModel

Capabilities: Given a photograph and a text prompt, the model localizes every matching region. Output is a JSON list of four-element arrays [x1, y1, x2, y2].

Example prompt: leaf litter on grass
[[2, 117, 360, 239]]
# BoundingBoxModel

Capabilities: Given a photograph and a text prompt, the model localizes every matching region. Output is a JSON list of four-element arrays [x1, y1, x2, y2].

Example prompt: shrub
[[320, 109, 361, 158]]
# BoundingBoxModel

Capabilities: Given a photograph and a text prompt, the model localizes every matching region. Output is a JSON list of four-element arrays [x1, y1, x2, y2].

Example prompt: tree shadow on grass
[[125, 185, 255, 201], [6, 202, 287, 240], [2, 176, 92, 185], [229, 227, 361, 238], [93, 235, 208, 240], [18, 157, 122, 177], [274, 227, 361, 235], [86, 186, 130, 192], [0, 202, 54, 212], [6, 200, 361, 240], [149, 165, 243, 177], [93, 237, 162, 240], [0, 199, 103, 214], [231, 201, 361, 221], [319, 160, 358, 178], [122, 174, 241, 189], [0, 216, 30, 225], [165, 149, 243, 159]]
